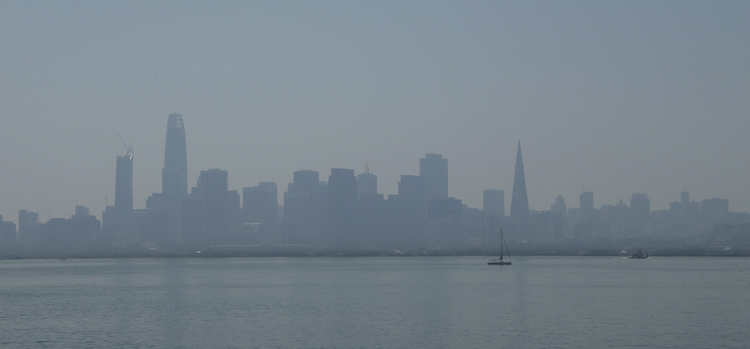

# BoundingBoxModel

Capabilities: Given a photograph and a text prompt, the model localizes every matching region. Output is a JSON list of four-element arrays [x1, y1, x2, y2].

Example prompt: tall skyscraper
[[283, 170, 320, 245], [114, 149, 133, 220], [420, 153, 448, 200], [510, 141, 530, 221], [327, 168, 358, 248], [551, 195, 566, 239], [197, 169, 229, 244], [390, 175, 428, 248], [17, 209, 39, 249], [162, 113, 187, 199]]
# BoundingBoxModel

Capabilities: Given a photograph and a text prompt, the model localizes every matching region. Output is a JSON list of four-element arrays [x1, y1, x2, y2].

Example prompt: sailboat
[[487, 227, 512, 265]]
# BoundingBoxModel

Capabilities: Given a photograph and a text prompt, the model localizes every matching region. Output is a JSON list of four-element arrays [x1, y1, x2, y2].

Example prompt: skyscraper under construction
[[114, 148, 133, 221]]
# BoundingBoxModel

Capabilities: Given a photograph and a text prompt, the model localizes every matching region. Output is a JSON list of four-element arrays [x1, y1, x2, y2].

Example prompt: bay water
[[1, 256, 748, 348]]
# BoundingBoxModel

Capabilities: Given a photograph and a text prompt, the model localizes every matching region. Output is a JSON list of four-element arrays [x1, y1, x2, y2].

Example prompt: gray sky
[[1, 1, 749, 224]]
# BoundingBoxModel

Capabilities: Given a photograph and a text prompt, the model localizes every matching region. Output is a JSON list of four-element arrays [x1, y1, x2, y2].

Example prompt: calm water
[[1, 256, 748, 349]]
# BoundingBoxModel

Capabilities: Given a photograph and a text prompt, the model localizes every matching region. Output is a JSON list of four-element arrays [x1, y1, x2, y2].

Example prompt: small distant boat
[[488, 227, 512, 266], [630, 249, 648, 259]]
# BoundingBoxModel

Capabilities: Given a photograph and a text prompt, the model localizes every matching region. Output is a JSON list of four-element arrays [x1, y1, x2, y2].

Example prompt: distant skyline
[[2, 1, 749, 223]]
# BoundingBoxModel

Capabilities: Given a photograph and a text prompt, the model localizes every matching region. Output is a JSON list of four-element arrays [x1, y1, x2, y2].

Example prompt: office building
[[243, 182, 278, 233], [510, 141, 530, 221], [114, 150, 133, 220], [420, 153, 448, 200], [283, 170, 321, 245], [580, 191, 594, 213], [327, 168, 358, 248], [357, 165, 377, 199], [162, 113, 188, 199], [197, 169, 229, 244], [483, 189, 505, 217]]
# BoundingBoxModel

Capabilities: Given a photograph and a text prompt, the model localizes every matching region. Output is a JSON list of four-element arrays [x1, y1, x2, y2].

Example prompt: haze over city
[[1, 1, 749, 225]]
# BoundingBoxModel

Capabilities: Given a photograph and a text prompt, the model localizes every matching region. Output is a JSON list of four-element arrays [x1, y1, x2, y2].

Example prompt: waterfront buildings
[[4, 125, 748, 257]]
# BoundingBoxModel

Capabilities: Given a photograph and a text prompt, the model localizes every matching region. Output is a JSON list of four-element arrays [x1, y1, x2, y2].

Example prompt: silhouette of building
[[580, 191, 594, 214], [141, 113, 190, 249], [385, 175, 428, 249], [701, 198, 729, 222], [180, 196, 205, 249], [162, 113, 188, 199], [551, 195, 566, 217], [428, 197, 463, 220], [357, 189, 385, 249], [508, 141, 531, 242], [630, 193, 650, 221], [36, 208, 101, 255], [420, 154, 448, 200], [243, 182, 278, 235], [196, 169, 229, 245], [510, 141, 529, 221], [483, 189, 505, 217], [0, 215, 18, 253], [114, 150, 133, 221], [427, 197, 463, 249], [18, 209, 39, 251], [283, 170, 321, 245], [327, 168, 358, 249], [226, 190, 242, 231], [357, 165, 377, 199], [669, 190, 700, 220], [102, 146, 133, 241], [551, 195, 567, 239]]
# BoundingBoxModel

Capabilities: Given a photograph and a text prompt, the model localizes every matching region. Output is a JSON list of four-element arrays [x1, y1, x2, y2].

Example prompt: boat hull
[[487, 259, 511, 265]]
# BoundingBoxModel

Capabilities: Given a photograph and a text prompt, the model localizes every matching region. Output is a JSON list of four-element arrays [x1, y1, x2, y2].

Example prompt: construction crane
[[115, 131, 133, 159]]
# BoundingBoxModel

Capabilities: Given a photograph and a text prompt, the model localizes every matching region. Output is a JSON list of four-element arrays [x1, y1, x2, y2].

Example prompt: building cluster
[[1, 114, 748, 258]]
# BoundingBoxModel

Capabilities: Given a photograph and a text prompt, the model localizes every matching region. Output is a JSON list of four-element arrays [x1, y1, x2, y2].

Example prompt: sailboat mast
[[499, 227, 504, 259]]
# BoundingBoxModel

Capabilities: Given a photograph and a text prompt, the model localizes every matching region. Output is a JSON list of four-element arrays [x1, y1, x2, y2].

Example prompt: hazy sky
[[2, 1, 749, 224]]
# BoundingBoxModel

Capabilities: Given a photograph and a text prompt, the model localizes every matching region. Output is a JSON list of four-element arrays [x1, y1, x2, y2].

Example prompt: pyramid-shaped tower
[[510, 141, 530, 221]]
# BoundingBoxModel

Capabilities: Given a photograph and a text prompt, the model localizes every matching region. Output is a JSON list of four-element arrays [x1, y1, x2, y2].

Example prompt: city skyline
[[0, 110, 747, 224], [2, 1, 749, 223], [0, 112, 743, 256], [1, 115, 743, 225]]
